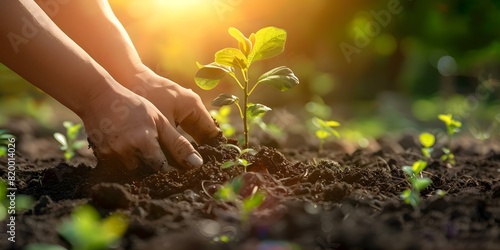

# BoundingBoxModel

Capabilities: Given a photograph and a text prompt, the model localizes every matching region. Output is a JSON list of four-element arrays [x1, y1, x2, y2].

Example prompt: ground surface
[[1, 127, 500, 250]]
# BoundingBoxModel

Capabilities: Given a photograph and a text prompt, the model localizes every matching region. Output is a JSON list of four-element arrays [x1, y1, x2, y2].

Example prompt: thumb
[[157, 118, 203, 170]]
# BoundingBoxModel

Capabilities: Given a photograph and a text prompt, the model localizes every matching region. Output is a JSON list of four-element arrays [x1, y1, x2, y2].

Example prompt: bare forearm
[[0, 0, 117, 116], [35, 0, 148, 87]]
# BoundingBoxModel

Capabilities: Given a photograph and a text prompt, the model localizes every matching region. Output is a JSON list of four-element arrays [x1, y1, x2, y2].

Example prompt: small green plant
[[59, 205, 128, 250], [220, 144, 257, 172], [215, 176, 266, 223], [210, 106, 236, 137], [195, 26, 299, 148], [400, 160, 432, 208], [419, 132, 435, 159], [438, 114, 461, 165], [311, 117, 341, 151], [0, 180, 34, 221], [54, 121, 87, 161], [0, 129, 14, 157]]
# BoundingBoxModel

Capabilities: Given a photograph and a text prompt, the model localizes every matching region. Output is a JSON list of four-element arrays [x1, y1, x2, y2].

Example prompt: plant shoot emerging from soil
[[215, 176, 266, 224], [400, 160, 432, 208], [419, 132, 435, 159], [195, 26, 299, 148], [312, 117, 341, 151], [53, 121, 87, 161], [438, 114, 461, 165], [220, 144, 257, 172]]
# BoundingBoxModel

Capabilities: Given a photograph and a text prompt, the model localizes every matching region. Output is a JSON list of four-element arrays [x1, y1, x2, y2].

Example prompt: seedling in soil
[[195, 26, 299, 148], [419, 132, 435, 159], [215, 176, 266, 223], [311, 117, 341, 151], [53, 121, 87, 161], [400, 160, 432, 208], [0, 129, 14, 157], [221, 144, 257, 172], [0, 180, 34, 220], [438, 114, 461, 165], [58, 205, 128, 250]]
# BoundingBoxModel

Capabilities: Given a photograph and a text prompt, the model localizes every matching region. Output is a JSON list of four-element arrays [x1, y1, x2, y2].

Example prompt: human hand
[[122, 68, 220, 148], [81, 81, 207, 172]]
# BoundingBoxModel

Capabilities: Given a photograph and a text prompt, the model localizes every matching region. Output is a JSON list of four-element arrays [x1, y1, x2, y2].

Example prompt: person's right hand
[[80, 82, 204, 172]]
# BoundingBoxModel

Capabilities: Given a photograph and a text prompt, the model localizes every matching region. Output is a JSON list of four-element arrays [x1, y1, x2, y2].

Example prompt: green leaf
[[411, 160, 428, 175], [101, 213, 128, 242], [66, 123, 82, 141], [315, 130, 330, 140], [0, 147, 6, 157], [215, 185, 236, 201], [421, 148, 433, 158], [242, 191, 265, 212], [195, 62, 233, 90], [212, 93, 239, 107], [72, 140, 87, 150], [228, 27, 252, 56], [240, 148, 257, 155], [238, 158, 251, 167], [62, 121, 73, 129], [215, 48, 248, 69], [221, 160, 238, 169], [54, 133, 68, 149], [256, 66, 299, 91], [402, 166, 414, 177], [223, 143, 242, 154], [230, 176, 243, 194], [0, 204, 6, 221], [64, 151, 74, 161], [247, 103, 271, 119], [413, 178, 432, 192], [419, 132, 435, 148], [247, 26, 287, 64], [16, 195, 34, 211]]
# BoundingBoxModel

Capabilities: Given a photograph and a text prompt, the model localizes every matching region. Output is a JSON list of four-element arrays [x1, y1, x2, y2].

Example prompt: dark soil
[[1, 130, 500, 250]]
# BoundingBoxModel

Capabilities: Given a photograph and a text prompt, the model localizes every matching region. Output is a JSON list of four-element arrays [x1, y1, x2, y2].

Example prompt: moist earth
[[1, 132, 499, 250]]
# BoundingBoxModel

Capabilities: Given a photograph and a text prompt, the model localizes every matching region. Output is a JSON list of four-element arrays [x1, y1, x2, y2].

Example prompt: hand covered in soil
[[81, 81, 212, 172]]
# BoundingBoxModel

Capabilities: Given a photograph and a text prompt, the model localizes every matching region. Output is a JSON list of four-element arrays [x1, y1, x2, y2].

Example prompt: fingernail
[[186, 153, 203, 168]]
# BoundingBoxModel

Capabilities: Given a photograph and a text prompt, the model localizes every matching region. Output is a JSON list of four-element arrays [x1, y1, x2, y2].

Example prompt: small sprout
[[438, 114, 461, 166], [312, 117, 341, 151], [215, 176, 266, 223], [400, 160, 432, 208], [54, 121, 87, 161], [221, 144, 257, 172], [0, 180, 34, 221], [419, 132, 435, 159], [0, 129, 14, 157], [195, 26, 299, 148], [210, 106, 236, 137], [58, 205, 128, 250], [436, 189, 447, 197]]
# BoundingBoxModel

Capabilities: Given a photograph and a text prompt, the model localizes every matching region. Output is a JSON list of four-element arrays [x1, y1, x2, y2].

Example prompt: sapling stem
[[243, 69, 250, 148]]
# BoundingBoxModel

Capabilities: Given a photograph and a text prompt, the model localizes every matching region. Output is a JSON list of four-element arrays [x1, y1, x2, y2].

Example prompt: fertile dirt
[[1, 131, 499, 250]]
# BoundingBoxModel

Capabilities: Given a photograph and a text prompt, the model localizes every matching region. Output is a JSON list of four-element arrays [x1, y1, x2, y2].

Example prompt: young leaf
[[242, 191, 265, 212], [72, 140, 87, 150], [413, 178, 432, 192], [228, 27, 252, 56], [240, 148, 257, 155], [411, 160, 428, 175], [402, 166, 414, 177], [247, 103, 271, 119], [212, 93, 239, 107], [195, 63, 233, 90], [54, 133, 68, 149], [215, 48, 248, 69], [101, 213, 129, 242], [66, 123, 82, 140], [247, 26, 287, 64], [256, 66, 299, 91], [221, 160, 238, 169], [419, 132, 435, 148]]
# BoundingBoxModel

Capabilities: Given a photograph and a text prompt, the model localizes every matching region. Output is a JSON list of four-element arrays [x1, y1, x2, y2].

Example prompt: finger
[[157, 118, 203, 170], [137, 140, 172, 172], [176, 91, 220, 144], [107, 140, 140, 171]]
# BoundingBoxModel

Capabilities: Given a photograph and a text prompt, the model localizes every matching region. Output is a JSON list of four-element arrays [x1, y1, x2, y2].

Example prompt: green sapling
[[400, 160, 432, 208], [195, 26, 299, 148], [419, 132, 435, 159], [438, 114, 461, 165], [54, 121, 87, 161], [311, 117, 341, 151], [220, 144, 257, 172]]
